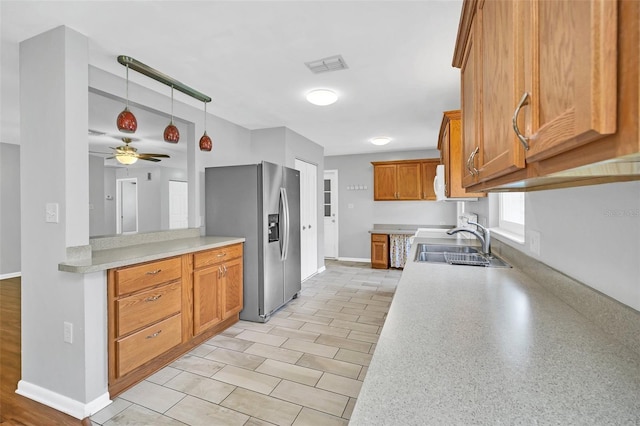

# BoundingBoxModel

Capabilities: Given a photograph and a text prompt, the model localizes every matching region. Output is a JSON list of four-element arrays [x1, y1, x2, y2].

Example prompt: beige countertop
[[350, 236, 640, 424], [58, 236, 245, 273]]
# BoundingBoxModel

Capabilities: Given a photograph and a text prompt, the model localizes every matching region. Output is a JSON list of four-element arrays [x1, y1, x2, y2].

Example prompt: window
[[498, 192, 525, 238]]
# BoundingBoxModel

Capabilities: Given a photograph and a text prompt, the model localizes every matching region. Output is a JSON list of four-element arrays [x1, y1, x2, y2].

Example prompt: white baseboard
[[0, 271, 21, 280], [337, 257, 371, 263], [16, 380, 111, 420], [317, 265, 326, 274]]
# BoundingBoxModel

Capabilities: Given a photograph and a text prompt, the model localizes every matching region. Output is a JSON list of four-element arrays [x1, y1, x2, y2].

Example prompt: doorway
[[294, 159, 318, 280], [116, 178, 138, 234], [169, 180, 188, 229], [323, 170, 339, 259]]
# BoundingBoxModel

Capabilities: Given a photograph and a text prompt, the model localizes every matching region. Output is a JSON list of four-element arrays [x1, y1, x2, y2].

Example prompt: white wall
[[466, 181, 640, 312], [0, 143, 21, 276], [324, 150, 458, 260], [19, 26, 108, 416]]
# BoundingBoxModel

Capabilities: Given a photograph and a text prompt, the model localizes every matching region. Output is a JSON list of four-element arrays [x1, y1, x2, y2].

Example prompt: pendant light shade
[[199, 102, 212, 151], [117, 64, 137, 133], [164, 86, 180, 143]]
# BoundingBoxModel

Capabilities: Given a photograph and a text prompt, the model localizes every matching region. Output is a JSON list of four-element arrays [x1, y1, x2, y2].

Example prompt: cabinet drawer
[[114, 257, 182, 296], [371, 234, 388, 242], [116, 313, 182, 378], [194, 244, 243, 269], [116, 282, 182, 337]]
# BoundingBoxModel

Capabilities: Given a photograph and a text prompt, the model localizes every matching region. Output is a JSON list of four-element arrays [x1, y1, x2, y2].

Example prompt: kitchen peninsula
[[60, 229, 245, 397], [351, 232, 640, 424]]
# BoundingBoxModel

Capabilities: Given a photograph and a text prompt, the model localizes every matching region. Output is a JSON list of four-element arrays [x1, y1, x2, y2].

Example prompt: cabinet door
[[396, 163, 421, 200], [373, 164, 397, 200], [421, 161, 438, 200], [193, 265, 223, 335], [461, 18, 479, 188], [371, 234, 389, 269], [221, 257, 243, 320], [524, 0, 617, 162], [475, 0, 526, 182]]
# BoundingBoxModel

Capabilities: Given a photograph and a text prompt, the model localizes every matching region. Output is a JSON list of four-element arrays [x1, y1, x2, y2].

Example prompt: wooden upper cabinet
[[475, 0, 526, 183], [523, 0, 617, 162], [452, 0, 632, 191], [372, 161, 422, 201], [420, 159, 439, 200], [438, 110, 486, 198]]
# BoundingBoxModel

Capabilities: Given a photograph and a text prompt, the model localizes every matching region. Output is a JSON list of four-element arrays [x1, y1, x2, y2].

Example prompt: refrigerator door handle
[[280, 187, 290, 261]]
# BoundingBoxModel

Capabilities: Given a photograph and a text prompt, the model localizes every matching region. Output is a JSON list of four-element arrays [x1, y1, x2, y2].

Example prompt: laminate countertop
[[58, 236, 245, 273], [350, 236, 640, 425]]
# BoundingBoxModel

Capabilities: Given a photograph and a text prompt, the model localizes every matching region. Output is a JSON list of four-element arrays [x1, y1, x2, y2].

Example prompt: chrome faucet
[[446, 221, 491, 255]]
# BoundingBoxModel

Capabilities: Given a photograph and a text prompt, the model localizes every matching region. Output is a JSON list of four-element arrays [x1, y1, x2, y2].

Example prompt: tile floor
[[91, 260, 401, 426]]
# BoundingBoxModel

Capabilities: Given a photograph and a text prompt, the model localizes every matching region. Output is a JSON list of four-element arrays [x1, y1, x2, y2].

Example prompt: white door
[[169, 180, 188, 229], [323, 170, 339, 259], [295, 159, 318, 280], [116, 178, 138, 234]]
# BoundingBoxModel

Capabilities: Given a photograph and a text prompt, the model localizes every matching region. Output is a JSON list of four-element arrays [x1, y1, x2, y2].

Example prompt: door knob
[[303, 226, 306, 230]]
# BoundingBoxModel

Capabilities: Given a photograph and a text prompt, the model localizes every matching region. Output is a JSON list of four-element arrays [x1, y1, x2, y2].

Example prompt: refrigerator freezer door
[[261, 162, 285, 317], [283, 167, 302, 301]]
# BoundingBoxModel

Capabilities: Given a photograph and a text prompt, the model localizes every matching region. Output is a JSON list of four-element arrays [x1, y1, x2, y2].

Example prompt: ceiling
[[1, 1, 463, 157]]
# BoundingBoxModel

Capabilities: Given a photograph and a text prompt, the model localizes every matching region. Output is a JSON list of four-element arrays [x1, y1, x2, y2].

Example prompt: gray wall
[[324, 150, 458, 260], [465, 180, 640, 311], [88, 154, 105, 237], [251, 126, 326, 269], [1, 143, 21, 276]]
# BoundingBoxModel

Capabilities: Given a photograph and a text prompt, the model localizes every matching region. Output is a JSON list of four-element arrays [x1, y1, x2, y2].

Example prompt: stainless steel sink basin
[[413, 243, 511, 268]]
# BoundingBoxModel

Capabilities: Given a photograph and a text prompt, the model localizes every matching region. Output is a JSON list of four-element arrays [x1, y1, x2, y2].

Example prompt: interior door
[[295, 159, 318, 280], [323, 170, 339, 259], [117, 178, 138, 234], [169, 180, 188, 229]]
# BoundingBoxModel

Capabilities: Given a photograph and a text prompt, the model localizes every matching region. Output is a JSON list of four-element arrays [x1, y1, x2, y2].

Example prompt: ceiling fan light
[[306, 89, 338, 106], [164, 121, 180, 143], [370, 137, 391, 146], [199, 131, 212, 152], [117, 107, 137, 133], [115, 153, 138, 165]]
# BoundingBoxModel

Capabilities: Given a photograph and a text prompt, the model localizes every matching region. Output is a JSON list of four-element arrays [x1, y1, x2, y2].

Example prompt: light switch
[[45, 203, 59, 223]]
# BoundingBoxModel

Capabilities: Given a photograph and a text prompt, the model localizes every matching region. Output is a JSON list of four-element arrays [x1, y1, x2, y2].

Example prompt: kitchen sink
[[413, 243, 511, 268]]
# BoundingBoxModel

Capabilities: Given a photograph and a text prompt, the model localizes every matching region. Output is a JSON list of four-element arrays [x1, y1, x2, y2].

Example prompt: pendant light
[[199, 102, 212, 151], [163, 86, 180, 143], [116, 64, 138, 133]]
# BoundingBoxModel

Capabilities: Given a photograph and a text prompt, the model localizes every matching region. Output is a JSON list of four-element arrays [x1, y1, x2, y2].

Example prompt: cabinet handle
[[468, 146, 479, 176], [144, 294, 162, 302], [223, 265, 228, 277], [216, 252, 226, 258], [145, 269, 162, 275], [512, 92, 530, 150], [146, 329, 162, 339], [218, 266, 223, 279]]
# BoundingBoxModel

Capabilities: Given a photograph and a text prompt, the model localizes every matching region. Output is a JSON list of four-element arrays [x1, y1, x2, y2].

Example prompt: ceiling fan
[[91, 136, 170, 165]]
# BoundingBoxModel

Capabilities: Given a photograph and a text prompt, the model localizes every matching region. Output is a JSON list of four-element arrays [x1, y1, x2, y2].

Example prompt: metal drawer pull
[[144, 294, 162, 302], [145, 269, 162, 275], [512, 92, 530, 150], [146, 330, 162, 339], [216, 252, 226, 258]]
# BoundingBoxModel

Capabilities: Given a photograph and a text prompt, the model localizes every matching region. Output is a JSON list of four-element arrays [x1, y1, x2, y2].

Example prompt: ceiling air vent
[[88, 129, 106, 136], [305, 55, 348, 74]]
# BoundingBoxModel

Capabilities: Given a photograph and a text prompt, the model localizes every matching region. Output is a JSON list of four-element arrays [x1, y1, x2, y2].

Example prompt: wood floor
[[0, 277, 90, 425]]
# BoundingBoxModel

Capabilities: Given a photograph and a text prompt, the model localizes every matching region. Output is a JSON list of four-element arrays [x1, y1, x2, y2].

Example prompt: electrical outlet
[[64, 321, 73, 344], [529, 230, 541, 256]]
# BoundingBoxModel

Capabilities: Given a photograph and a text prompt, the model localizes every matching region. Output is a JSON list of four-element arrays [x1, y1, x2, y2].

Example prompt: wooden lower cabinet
[[371, 233, 389, 269], [107, 243, 243, 396]]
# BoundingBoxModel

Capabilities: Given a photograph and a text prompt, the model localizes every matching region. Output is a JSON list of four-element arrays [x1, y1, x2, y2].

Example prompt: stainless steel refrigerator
[[204, 161, 301, 323]]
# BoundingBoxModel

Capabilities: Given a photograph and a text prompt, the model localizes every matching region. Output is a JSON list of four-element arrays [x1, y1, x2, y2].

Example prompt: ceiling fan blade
[[138, 157, 162, 162], [89, 151, 111, 155], [137, 153, 170, 158]]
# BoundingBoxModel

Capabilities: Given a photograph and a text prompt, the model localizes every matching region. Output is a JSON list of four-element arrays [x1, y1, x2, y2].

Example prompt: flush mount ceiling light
[[370, 137, 391, 146], [306, 89, 338, 106]]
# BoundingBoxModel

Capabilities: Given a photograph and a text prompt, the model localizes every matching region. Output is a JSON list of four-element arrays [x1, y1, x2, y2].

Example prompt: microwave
[[434, 164, 478, 202]]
